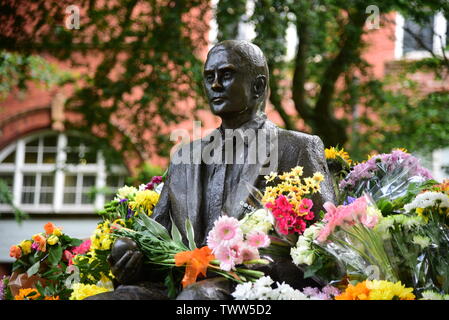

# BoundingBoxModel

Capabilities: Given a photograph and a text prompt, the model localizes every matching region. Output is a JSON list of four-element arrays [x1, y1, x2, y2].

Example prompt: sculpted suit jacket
[[152, 116, 336, 247]]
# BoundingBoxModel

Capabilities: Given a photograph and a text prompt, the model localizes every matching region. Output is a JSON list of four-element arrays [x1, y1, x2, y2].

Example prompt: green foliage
[[216, 0, 449, 156], [0, 178, 29, 224], [126, 163, 165, 186], [0, 50, 76, 101], [0, 0, 209, 162]]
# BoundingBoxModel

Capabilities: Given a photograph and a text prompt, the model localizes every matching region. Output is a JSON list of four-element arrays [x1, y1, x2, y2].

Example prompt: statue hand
[[108, 237, 144, 285]]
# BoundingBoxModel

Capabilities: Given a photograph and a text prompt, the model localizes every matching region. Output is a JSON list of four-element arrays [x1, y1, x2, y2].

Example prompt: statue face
[[203, 48, 255, 117]]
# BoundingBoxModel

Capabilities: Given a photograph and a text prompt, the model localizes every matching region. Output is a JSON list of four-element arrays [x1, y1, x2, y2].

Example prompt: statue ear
[[253, 75, 267, 99]]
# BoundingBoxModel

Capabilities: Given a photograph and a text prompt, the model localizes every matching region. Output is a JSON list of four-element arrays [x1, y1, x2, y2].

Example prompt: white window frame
[[395, 12, 448, 60], [0, 130, 128, 214]]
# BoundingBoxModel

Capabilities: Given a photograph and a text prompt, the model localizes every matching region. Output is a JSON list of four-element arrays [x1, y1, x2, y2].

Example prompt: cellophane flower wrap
[[339, 149, 433, 203]]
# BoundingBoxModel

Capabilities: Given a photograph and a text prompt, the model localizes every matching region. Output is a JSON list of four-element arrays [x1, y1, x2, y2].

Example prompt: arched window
[[0, 131, 128, 214]]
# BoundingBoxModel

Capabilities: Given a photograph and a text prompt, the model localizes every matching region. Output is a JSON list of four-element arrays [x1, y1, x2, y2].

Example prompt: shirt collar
[[218, 113, 267, 140]]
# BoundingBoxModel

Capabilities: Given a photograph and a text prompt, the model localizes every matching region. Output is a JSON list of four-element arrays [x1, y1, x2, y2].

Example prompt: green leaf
[[185, 218, 196, 250], [27, 261, 40, 277], [48, 245, 63, 266], [138, 214, 171, 241], [170, 215, 183, 246], [164, 272, 178, 299]]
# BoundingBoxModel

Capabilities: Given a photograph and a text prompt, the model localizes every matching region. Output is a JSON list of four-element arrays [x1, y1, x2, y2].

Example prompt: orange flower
[[335, 281, 370, 300], [44, 296, 60, 300], [175, 246, 215, 288], [32, 234, 47, 252], [9, 245, 22, 259], [44, 222, 55, 235], [14, 288, 41, 300]]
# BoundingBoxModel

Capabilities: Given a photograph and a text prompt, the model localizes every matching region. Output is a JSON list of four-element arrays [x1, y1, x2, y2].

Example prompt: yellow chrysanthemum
[[129, 190, 160, 216], [69, 283, 113, 300], [90, 221, 114, 251], [325, 147, 352, 165], [366, 280, 415, 300]]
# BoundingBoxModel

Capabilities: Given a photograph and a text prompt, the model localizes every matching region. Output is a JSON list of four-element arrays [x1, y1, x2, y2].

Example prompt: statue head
[[203, 40, 269, 121]]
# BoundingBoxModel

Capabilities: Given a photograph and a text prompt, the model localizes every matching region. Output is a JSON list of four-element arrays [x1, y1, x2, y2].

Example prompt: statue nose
[[211, 77, 223, 90]]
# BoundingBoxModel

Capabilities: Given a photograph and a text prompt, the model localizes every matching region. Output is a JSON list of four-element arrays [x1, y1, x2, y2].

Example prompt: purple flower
[[343, 196, 357, 205], [0, 276, 8, 300], [126, 208, 134, 219], [31, 242, 39, 251], [302, 287, 320, 297], [322, 285, 341, 297], [119, 198, 128, 203]]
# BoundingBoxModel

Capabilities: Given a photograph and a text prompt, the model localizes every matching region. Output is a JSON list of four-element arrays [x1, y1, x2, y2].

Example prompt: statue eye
[[223, 71, 232, 79], [206, 74, 214, 83]]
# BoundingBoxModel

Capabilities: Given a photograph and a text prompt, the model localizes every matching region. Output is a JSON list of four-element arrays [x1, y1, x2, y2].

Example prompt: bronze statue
[[88, 40, 336, 300]]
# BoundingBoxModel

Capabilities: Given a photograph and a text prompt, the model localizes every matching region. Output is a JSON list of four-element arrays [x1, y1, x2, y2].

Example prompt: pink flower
[[63, 250, 74, 265], [215, 245, 237, 271], [299, 198, 313, 214], [72, 239, 91, 255], [208, 216, 242, 247], [240, 244, 260, 262], [246, 231, 270, 248], [318, 196, 375, 242]]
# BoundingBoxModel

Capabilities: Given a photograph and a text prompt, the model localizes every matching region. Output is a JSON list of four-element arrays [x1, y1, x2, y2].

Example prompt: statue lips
[[210, 96, 228, 113]]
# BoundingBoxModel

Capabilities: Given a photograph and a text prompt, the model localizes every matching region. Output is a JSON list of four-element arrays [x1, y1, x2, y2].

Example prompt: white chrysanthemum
[[404, 191, 449, 212], [240, 209, 274, 235], [232, 282, 256, 300], [115, 186, 138, 199], [275, 282, 308, 300], [412, 235, 431, 249]]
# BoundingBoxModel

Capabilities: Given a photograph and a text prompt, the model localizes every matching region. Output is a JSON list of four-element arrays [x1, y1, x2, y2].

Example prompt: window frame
[[395, 12, 448, 60], [0, 130, 128, 215]]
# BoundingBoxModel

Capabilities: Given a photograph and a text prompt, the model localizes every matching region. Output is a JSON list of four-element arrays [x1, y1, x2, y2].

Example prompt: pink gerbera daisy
[[210, 216, 242, 245], [246, 231, 270, 248], [240, 244, 260, 262]]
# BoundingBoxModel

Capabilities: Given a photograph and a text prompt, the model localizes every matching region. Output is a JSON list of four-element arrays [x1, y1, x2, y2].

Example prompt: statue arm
[[301, 135, 336, 211]]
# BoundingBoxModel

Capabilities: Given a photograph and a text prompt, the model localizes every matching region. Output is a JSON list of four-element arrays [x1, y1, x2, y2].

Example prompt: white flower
[[412, 235, 431, 249], [420, 290, 449, 300], [254, 276, 274, 288], [232, 277, 310, 300], [291, 246, 315, 266], [274, 282, 308, 300], [232, 282, 255, 300], [303, 223, 323, 240], [240, 209, 274, 235], [115, 186, 138, 199], [405, 191, 449, 212]]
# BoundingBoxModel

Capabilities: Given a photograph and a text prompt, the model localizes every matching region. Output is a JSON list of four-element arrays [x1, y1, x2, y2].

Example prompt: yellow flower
[[129, 190, 160, 216], [325, 147, 352, 165], [366, 280, 415, 300], [69, 283, 112, 300], [52, 228, 63, 236], [47, 235, 59, 245], [19, 240, 33, 255]]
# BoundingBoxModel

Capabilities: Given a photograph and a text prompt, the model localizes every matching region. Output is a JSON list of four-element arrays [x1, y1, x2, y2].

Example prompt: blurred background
[[0, 0, 448, 275]]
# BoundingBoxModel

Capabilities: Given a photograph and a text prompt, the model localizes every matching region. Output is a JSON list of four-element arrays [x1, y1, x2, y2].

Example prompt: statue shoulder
[[276, 127, 323, 148]]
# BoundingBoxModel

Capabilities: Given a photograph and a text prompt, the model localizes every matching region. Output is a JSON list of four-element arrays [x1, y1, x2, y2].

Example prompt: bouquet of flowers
[[6, 222, 83, 300], [114, 214, 270, 298], [339, 149, 433, 203], [68, 176, 164, 297]]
